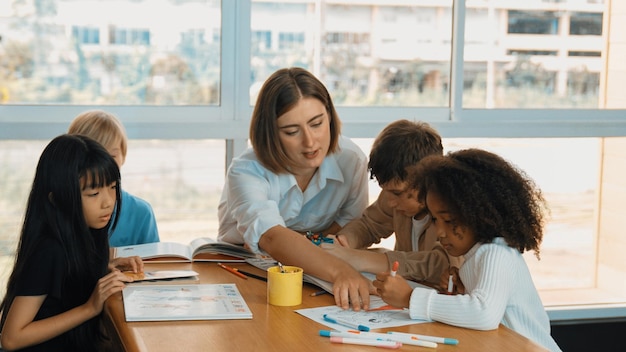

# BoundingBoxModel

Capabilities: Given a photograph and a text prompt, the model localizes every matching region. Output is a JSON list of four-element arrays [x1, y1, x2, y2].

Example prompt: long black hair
[[0, 134, 121, 348]]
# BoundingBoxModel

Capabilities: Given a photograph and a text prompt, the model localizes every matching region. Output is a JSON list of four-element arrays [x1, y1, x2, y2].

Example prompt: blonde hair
[[68, 110, 128, 161]]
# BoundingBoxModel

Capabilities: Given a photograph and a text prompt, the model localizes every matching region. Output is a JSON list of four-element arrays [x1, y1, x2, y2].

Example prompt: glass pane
[[250, 0, 453, 107], [444, 138, 599, 294], [0, 139, 223, 298], [345, 137, 601, 298], [463, 0, 606, 108], [122, 140, 223, 243], [0, 0, 221, 105], [0, 137, 617, 306]]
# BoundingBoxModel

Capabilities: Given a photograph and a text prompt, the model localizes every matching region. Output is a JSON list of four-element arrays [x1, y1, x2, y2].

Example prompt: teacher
[[218, 67, 371, 310]]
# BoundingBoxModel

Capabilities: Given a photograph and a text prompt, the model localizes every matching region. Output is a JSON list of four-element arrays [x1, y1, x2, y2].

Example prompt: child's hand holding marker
[[372, 264, 413, 309], [440, 267, 465, 295], [390, 260, 399, 277]]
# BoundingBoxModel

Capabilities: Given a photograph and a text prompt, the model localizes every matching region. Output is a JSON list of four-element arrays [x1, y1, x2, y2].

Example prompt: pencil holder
[[267, 266, 303, 306]]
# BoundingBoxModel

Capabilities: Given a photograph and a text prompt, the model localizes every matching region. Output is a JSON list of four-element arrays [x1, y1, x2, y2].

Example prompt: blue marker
[[322, 314, 370, 331]]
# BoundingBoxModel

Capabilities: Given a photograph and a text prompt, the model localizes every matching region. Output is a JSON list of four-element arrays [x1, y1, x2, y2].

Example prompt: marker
[[366, 304, 402, 312], [320, 330, 436, 348], [387, 334, 439, 348], [310, 290, 327, 297], [217, 262, 247, 280], [329, 337, 401, 349], [447, 274, 454, 294], [235, 269, 267, 282], [388, 331, 459, 345], [390, 261, 399, 277], [322, 314, 370, 331]]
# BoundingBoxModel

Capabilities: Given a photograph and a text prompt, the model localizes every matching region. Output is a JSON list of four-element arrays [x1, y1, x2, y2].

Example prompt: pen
[[310, 290, 327, 297], [320, 330, 437, 348], [447, 274, 454, 294], [217, 262, 248, 280], [278, 261, 286, 273], [388, 331, 459, 345], [329, 336, 401, 349], [322, 314, 370, 331], [390, 261, 399, 277], [235, 269, 267, 282]]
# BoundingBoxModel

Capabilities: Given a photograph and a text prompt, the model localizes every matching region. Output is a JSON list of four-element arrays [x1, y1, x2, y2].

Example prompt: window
[[507, 50, 558, 56], [278, 32, 304, 50], [1, 0, 625, 318], [466, 3, 605, 109], [109, 27, 150, 45], [72, 26, 100, 44], [508, 11, 559, 35], [568, 51, 601, 57], [570, 12, 603, 35], [1, 0, 221, 105], [252, 30, 271, 50]]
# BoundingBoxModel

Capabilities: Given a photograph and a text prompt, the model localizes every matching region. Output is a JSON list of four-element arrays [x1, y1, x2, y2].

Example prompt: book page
[[114, 242, 193, 261], [122, 284, 252, 321], [189, 237, 257, 260], [245, 258, 432, 294], [295, 295, 430, 331], [123, 270, 199, 282]]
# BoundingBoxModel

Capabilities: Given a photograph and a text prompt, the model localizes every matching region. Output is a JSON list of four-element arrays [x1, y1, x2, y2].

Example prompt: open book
[[245, 258, 432, 294], [123, 270, 199, 282], [122, 283, 252, 321], [113, 238, 258, 263]]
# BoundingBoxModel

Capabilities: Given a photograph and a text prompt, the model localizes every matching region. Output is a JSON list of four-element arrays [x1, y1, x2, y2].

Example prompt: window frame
[[0, 0, 625, 322], [1, 1, 624, 144]]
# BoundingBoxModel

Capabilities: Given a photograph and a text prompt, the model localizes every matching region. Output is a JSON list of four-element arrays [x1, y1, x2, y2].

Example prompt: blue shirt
[[218, 135, 369, 253], [109, 189, 160, 247]]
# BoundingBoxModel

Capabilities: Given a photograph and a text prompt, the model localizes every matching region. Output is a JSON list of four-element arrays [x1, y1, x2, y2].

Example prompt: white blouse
[[218, 135, 368, 254]]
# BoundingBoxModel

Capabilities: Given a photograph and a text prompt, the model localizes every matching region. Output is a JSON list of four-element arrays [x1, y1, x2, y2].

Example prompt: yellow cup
[[267, 266, 303, 306]]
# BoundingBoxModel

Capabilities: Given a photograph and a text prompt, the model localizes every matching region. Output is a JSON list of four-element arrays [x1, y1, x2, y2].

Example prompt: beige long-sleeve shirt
[[337, 191, 462, 284]]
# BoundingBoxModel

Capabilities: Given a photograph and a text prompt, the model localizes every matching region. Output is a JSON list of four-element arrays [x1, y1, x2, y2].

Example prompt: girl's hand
[[86, 270, 132, 315], [439, 267, 465, 295], [109, 255, 144, 273], [372, 272, 412, 309]]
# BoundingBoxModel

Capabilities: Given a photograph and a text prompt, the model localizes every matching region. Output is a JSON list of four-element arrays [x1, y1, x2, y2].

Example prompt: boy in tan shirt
[[325, 120, 462, 287]]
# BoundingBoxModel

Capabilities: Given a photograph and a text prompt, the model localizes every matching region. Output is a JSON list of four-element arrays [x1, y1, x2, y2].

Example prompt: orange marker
[[217, 262, 247, 280], [391, 261, 399, 277]]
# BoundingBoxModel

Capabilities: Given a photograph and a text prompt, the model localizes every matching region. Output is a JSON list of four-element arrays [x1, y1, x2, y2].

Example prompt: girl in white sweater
[[373, 148, 561, 352]]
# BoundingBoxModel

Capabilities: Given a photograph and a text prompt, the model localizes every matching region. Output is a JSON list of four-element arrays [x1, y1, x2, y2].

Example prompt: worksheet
[[295, 295, 430, 331]]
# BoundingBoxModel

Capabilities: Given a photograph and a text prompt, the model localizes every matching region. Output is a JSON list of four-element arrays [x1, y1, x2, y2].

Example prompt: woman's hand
[[372, 272, 413, 309], [331, 270, 372, 311], [109, 255, 144, 273]]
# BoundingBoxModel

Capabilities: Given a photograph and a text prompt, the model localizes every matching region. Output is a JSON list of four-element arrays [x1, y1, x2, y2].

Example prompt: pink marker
[[330, 337, 401, 349]]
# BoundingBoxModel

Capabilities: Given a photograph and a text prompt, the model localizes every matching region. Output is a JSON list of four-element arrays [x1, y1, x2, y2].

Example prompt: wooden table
[[103, 262, 548, 352]]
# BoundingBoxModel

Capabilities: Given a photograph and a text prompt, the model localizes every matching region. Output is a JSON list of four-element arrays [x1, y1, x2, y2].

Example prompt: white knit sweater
[[408, 237, 562, 352]]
